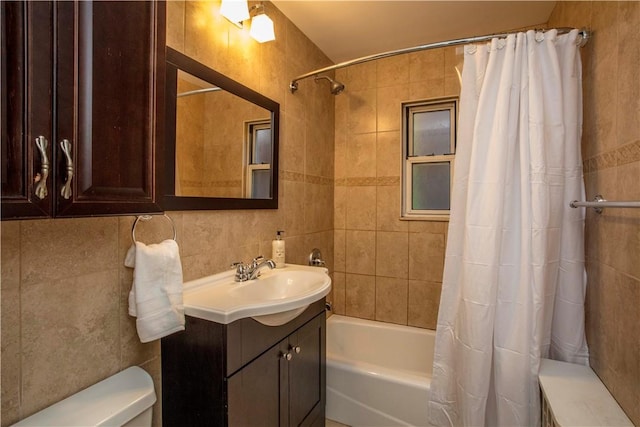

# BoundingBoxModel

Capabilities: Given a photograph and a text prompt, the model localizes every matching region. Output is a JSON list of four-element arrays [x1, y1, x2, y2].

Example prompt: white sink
[[183, 264, 331, 326]]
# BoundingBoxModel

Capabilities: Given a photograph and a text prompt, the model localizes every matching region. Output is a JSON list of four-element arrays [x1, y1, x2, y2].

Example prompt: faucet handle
[[231, 262, 250, 282]]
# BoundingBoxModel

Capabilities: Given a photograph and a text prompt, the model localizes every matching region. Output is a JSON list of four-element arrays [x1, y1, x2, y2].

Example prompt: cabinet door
[[227, 339, 288, 427], [54, 1, 165, 217], [288, 313, 326, 427], [1, 1, 54, 219]]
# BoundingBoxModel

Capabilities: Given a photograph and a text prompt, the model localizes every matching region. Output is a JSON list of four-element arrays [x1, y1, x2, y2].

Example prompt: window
[[245, 120, 272, 199], [402, 98, 457, 219]]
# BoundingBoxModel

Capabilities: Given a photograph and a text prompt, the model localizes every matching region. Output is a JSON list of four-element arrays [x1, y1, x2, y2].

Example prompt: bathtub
[[325, 315, 435, 427]]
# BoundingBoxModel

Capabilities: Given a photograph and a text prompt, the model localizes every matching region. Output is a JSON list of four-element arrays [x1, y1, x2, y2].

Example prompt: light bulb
[[220, 0, 249, 23], [249, 13, 275, 43]]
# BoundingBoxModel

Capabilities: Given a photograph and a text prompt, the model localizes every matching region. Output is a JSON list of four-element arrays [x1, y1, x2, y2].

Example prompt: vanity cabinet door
[[54, 0, 165, 217], [227, 339, 289, 427], [288, 313, 326, 427], [1, 1, 54, 219], [227, 312, 326, 427], [2, 1, 165, 219]]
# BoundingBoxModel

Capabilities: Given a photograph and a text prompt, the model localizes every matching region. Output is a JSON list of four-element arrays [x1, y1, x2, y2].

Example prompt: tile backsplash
[[0, 1, 334, 425]]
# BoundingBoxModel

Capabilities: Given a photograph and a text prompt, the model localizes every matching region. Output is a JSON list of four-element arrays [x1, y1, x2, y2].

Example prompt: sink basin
[[182, 264, 331, 325]]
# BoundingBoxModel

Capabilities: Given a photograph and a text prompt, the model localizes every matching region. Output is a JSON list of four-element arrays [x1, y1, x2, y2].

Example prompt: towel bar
[[131, 214, 177, 243], [569, 194, 640, 214]]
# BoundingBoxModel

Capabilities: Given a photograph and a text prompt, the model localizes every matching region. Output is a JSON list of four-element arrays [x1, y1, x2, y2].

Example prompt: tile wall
[[548, 2, 640, 424], [332, 48, 461, 328], [0, 1, 335, 425]]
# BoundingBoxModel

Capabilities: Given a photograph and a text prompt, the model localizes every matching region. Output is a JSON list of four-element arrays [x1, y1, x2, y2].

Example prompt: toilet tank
[[12, 366, 156, 427]]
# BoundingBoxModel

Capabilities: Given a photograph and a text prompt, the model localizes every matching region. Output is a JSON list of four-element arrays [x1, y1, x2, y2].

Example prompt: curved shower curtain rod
[[290, 27, 591, 94]]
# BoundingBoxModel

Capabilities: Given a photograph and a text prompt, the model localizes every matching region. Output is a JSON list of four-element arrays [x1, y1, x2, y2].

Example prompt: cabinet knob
[[59, 139, 74, 200], [280, 352, 292, 361], [293, 346, 301, 354], [34, 136, 50, 200]]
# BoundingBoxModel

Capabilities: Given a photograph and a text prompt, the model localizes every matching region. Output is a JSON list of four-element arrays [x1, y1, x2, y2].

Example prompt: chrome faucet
[[231, 256, 276, 282]]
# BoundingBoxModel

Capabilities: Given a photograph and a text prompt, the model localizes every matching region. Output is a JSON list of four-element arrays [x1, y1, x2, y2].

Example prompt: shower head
[[314, 75, 345, 95]]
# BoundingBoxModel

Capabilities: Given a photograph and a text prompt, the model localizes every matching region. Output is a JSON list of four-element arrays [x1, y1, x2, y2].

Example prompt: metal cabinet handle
[[34, 136, 49, 200], [293, 346, 301, 354], [280, 352, 292, 361], [59, 139, 73, 199]]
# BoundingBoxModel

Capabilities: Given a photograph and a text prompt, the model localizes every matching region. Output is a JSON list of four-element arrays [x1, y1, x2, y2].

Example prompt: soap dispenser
[[272, 230, 285, 268]]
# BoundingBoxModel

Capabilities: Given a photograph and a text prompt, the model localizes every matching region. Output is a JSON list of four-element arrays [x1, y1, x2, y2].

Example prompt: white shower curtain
[[428, 29, 589, 427]]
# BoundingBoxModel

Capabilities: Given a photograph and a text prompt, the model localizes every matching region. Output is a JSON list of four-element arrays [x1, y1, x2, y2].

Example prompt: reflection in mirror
[[164, 47, 279, 211], [175, 70, 271, 199]]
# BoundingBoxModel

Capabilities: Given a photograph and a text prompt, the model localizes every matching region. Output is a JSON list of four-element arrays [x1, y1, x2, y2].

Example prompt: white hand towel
[[124, 239, 185, 343]]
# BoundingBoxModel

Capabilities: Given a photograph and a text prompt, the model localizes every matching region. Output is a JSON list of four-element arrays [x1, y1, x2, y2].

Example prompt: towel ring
[[131, 214, 177, 243]]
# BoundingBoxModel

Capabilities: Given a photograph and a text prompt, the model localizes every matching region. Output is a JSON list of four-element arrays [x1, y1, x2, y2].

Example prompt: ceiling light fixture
[[249, 3, 275, 43], [220, 0, 250, 25]]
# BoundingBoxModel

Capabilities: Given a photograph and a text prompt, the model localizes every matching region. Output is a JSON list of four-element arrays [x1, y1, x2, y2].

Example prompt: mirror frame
[[163, 47, 280, 210]]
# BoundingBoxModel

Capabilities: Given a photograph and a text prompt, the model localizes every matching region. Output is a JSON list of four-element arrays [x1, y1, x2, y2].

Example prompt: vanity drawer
[[225, 298, 326, 376]]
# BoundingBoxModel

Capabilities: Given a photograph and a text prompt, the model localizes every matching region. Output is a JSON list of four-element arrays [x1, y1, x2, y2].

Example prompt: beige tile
[[0, 241, 19, 421], [180, 211, 229, 258], [334, 131, 347, 180], [139, 357, 162, 427], [616, 2, 640, 148], [304, 182, 333, 233], [281, 113, 306, 174], [345, 132, 377, 178], [183, 0, 228, 71], [284, 180, 305, 237], [587, 263, 619, 392], [408, 280, 442, 329], [20, 217, 118, 287], [347, 61, 377, 92], [409, 220, 447, 234], [377, 84, 409, 132], [347, 89, 377, 135], [409, 49, 445, 83], [334, 185, 347, 230], [345, 273, 375, 320], [345, 230, 376, 275], [166, 0, 185, 51], [376, 185, 407, 232], [345, 186, 376, 231], [375, 231, 408, 279], [408, 78, 446, 100], [119, 287, 161, 368], [331, 272, 346, 315], [1, 221, 20, 290], [306, 121, 334, 178], [258, 41, 288, 105], [409, 232, 445, 282], [377, 55, 410, 87], [21, 270, 120, 417], [376, 130, 402, 178], [613, 272, 640, 425], [304, 231, 334, 270], [334, 230, 346, 272], [375, 277, 408, 325]]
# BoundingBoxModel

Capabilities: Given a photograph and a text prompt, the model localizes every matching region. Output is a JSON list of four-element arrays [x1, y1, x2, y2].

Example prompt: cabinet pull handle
[[59, 139, 73, 199], [293, 346, 301, 354], [34, 136, 49, 200], [280, 352, 292, 361]]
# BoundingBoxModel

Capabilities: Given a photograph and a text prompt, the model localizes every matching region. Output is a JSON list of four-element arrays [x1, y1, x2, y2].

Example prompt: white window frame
[[244, 119, 272, 198], [402, 97, 458, 220]]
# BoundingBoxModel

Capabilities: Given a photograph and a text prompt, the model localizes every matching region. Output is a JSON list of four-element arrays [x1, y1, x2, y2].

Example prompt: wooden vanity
[[161, 298, 326, 427]]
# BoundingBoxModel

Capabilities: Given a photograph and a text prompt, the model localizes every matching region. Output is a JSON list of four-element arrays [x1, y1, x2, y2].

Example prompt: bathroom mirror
[[163, 47, 279, 210]]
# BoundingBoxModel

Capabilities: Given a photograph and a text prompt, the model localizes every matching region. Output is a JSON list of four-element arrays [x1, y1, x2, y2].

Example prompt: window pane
[[251, 169, 271, 199], [412, 162, 450, 210], [412, 110, 451, 156], [253, 128, 272, 164]]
